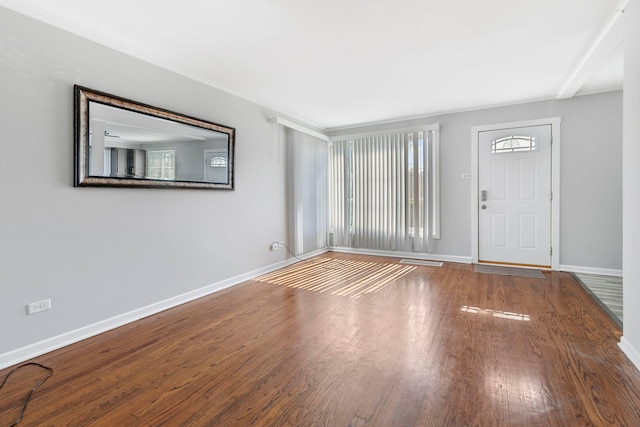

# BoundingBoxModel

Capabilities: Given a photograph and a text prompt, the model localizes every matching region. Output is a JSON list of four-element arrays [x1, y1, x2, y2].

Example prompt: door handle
[[481, 190, 487, 201], [481, 204, 487, 209]]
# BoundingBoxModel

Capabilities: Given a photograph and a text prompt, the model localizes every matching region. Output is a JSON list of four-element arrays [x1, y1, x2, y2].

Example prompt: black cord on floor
[[0, 362, 53, 426]]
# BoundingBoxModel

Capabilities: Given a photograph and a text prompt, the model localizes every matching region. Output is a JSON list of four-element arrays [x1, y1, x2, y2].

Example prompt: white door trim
[[471, 117, 561, 269]]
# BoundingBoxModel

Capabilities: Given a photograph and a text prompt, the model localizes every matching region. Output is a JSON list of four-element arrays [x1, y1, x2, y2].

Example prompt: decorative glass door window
[[491, 136, 537, 154], [210, 156, 227, 168]]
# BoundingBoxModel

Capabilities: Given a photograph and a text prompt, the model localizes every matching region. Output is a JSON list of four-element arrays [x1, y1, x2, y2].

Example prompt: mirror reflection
[[75, 86, 235, 190]]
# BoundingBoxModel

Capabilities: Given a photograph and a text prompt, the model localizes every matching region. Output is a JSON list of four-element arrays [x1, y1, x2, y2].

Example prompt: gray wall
[[0, 4, 624, 362], [0, 7, 288, 355], [622, 1, 640, 363], [330, 91, 623, 271]]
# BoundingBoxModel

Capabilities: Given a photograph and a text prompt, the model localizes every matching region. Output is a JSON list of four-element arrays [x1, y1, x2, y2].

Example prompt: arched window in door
[[491, 136, 537, 154]]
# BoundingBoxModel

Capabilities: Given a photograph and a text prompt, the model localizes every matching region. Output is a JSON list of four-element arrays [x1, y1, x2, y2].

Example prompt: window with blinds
[[146, 149, 176, 180], [328, 127, 439, 253]]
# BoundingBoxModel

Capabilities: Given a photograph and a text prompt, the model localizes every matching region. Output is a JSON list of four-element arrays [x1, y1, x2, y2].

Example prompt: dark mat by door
[[475, 264, 545, 279]]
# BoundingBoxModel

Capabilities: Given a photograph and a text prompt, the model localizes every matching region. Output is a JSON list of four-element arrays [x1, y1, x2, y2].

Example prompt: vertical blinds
[[287, 128, 328, 256], [329, 129, 439, 253]]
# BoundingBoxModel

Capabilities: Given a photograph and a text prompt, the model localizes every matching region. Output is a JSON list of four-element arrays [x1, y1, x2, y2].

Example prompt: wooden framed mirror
[[74, 85, 235, 190]]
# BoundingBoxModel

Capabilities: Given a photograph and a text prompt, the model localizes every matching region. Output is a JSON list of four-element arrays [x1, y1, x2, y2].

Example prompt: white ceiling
[[0, 0, 626, 129], [91, 102, 227, 145]]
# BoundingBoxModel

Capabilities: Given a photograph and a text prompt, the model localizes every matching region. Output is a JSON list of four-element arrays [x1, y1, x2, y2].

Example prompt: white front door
[[204, 149, 229, 184], [478, 124, 552, 267]]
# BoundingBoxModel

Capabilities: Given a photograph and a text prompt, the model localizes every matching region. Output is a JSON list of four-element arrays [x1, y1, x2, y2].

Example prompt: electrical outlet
[[461, 173, 471, 179], [270, 242, 283, 251], [27, 299, 51, 315]]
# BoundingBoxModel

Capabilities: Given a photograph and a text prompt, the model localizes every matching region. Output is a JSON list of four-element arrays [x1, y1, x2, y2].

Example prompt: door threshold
[[478, 260, 551, 270]]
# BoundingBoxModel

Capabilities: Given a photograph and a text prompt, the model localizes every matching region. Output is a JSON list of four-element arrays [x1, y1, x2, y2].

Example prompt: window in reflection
[[461, 305, 530, 321], [210, 156, 227, 168], [146, 149, 176, 180]]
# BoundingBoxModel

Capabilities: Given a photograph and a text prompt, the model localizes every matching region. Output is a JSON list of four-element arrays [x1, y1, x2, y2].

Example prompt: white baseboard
[[560, 264, 623, 277], [0, 257, 302, 370], [328, 247, 473, 264], [619, 336, 640, 372]]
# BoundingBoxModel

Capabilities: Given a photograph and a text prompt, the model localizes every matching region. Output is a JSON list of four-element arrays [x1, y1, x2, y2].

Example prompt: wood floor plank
[[2, 253, 640, 426]]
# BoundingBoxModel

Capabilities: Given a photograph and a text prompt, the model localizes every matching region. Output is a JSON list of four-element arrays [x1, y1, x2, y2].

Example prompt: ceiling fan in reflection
[[89, 130, 120, 138]]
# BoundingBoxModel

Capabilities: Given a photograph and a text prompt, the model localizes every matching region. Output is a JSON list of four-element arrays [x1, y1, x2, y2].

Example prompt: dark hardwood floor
[[2, 253, 640, 426]]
